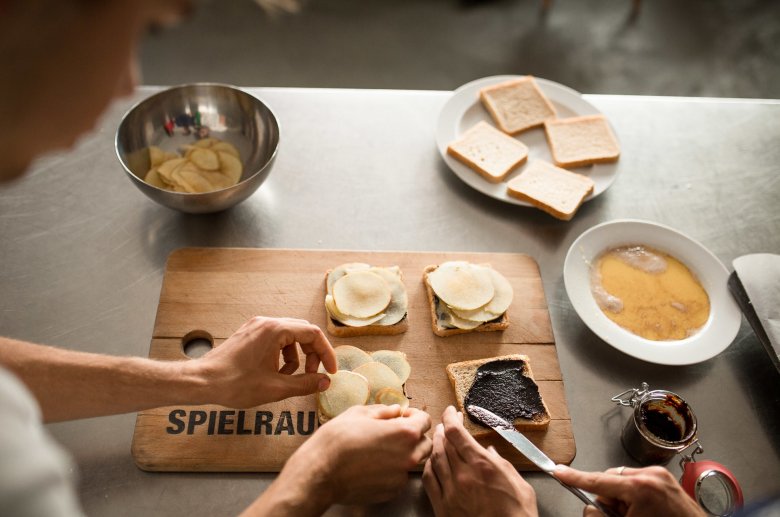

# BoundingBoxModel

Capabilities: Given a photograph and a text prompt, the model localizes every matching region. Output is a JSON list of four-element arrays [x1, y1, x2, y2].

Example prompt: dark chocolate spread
[[640, 394, 693, 443], [464, 360, 545, 427]]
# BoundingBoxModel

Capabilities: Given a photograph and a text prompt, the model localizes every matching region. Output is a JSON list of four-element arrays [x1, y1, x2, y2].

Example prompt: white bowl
[[563, 219, 741, 365]]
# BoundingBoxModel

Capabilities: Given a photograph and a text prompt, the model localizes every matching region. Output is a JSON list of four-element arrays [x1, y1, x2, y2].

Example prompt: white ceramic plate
[[436, 75, 622, 206], [563, 220, 741, 365]]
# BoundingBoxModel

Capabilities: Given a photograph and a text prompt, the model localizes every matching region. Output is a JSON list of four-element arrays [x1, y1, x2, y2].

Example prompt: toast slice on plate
[[447, 121, 529, 183], [506, 160, 594, 221], [544, 114, 620, 168], [479, 77, 557, 135]]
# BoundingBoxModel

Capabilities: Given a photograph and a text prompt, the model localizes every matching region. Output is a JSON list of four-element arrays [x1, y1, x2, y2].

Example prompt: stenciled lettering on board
[[166, 409, 317, 436]]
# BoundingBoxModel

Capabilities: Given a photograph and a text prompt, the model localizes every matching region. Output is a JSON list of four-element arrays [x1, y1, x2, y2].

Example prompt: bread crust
[[445, 354, 551, 438], [422, 265, 510, 337], [507, 186, 587, 221], [324, 267, 409, 337]]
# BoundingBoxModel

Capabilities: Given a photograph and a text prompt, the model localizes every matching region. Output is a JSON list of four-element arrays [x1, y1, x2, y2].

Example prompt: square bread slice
[[447, 121, 529, 183], [544, 114, 620, 168], [446, 354, 551, 438], [479, 77, 557, 135], [325, 268, 409, 337], [506, 160, 594, 221], [422, 265, 509, 337]]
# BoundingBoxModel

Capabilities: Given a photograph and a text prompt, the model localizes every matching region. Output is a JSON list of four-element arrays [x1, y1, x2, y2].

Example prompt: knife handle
[[552, 474, 622, 517]]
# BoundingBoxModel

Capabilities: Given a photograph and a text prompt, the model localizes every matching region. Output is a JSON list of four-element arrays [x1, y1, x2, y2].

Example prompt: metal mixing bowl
[[115, 83, 279, 214]]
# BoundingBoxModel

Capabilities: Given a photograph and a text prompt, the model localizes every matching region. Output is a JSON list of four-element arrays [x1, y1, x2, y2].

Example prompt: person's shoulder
[[0, 366, 41, 421], [0, 366, 85, 517]]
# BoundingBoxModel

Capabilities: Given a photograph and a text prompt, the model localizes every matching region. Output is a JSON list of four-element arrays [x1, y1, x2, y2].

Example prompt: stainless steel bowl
[[115, 83, 279, 214]]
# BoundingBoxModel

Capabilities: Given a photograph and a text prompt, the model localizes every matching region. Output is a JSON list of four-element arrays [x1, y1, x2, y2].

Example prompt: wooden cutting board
[[132, 248, 575, 472]]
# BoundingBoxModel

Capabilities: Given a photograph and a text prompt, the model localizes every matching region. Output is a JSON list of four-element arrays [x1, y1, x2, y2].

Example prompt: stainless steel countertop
[[1, 87, 778, 516]]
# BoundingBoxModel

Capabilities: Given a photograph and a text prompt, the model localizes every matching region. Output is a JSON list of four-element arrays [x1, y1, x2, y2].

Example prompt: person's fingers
[[441, 405, 486, 463], [430, 424, 453, 488], [275, 372, 330, 398], [279, 321, 337, 374], [304, 349, 322, 374], [402, 407, 433, 434], [363, 403, 404, 419], [582, 505, 603, 517], [412, 434, 433, 464], [279, 344, 299, 374], [604, 466, 641, 477], [422, 459, 444, 514], [442, 429, 470, 474], [554, 466, 632, 500]]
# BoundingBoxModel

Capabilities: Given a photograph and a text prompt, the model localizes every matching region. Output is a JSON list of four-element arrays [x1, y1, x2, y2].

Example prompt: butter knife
[[468, 405, 621, 517]]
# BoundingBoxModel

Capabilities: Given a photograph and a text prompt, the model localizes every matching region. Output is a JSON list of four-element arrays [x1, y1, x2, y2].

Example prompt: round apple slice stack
[[324, 263, 408, 335], [426, 261, 513, 331], [318, 346, 411, 423]]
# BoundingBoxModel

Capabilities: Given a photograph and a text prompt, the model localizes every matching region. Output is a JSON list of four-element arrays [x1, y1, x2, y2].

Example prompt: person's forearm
[[0, 337, 207, 422], [241, 466, 332, 517]]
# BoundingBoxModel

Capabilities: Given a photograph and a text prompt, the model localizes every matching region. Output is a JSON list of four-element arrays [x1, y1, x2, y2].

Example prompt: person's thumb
[[277, 372, 330, 397], [364, 403, 404, 419]]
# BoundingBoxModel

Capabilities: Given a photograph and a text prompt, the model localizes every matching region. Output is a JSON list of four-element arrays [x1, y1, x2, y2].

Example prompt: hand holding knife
[[467, 405, 621, 517]]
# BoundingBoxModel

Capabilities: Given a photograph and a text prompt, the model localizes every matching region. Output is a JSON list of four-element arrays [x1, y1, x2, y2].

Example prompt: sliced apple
[[190, 148, 220, 171], [156, 157, 187, 181], [374, 387, 409, 411], [144, 168, 167, 188], [217, 151, 243, 183], [370, 350, 411, 384], [325, 295, 385, 327], [438, 302, 483, 330], [353, 362, 403, 404], [326, 263, 371, 295], [318, 370, 370, 421], [334, 345, 374, 371], [428, 263, 494, 311], [212, 141, 240, 158], [332, 270, 391, 318], [369, 267, 408, 326]]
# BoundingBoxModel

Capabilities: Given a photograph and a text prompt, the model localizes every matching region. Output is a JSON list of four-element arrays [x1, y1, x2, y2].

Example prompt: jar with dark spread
[[620, 389, 697, 465]]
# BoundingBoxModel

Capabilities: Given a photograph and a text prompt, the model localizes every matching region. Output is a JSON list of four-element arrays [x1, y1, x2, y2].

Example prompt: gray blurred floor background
[[141, 0, 780, 98]]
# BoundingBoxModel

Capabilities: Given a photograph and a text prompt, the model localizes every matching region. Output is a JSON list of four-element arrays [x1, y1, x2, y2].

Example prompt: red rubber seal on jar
[[681, 460, 743, 515]]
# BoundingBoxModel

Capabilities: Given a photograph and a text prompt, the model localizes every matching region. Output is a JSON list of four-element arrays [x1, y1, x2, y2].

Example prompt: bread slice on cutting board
[[422, 264, 510, 337], [479, 77, 557, 135], [446, 354, 551, 439], [544, 114, 620, 168]]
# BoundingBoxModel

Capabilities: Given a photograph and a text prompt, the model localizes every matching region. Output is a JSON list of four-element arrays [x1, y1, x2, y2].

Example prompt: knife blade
[[467, 405, 621, 517]]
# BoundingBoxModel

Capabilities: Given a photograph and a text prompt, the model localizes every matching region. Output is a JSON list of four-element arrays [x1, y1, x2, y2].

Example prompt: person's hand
[[247, 404, 432, 515], [422, 405, 538, 517], [187, 316, 337, 408], [554, 465, 706, 517]]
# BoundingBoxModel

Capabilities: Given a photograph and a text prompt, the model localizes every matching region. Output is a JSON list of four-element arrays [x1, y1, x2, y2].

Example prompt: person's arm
[[422, 405, 538, 517], [0, 316, 337, 423], [553, 465, 706, 517], [242, 404, 433, 516]]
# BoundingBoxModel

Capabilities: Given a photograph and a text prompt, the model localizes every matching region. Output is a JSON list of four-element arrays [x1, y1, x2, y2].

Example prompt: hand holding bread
[[423, 406, 539, 517], [280, 405, 432, 507]]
